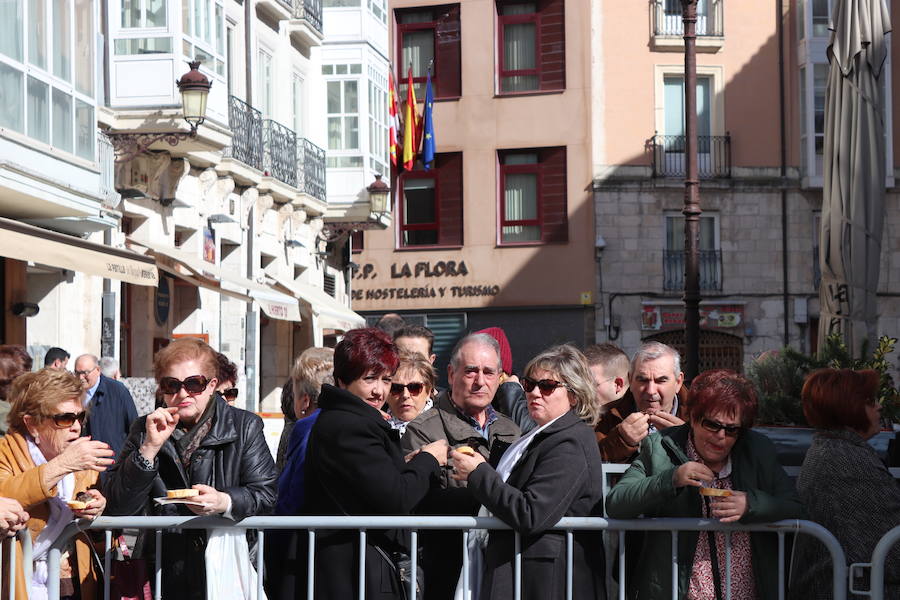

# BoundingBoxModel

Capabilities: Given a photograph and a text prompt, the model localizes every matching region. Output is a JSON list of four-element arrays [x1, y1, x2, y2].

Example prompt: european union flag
[[422, 70, 436, 170]]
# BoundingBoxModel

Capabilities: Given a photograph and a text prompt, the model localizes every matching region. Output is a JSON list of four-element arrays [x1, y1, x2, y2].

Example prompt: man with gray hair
[[401, 332, 520, 600], [75, 353, 138, 455], [98, 356, 120, 379], [594, 341, 688, 463]]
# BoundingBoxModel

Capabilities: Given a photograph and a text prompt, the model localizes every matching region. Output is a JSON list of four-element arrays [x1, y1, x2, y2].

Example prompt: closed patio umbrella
[[818, 0, 891, 356]]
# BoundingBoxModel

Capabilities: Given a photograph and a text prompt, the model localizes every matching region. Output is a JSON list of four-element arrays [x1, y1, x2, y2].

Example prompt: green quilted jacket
[[606, 424, 804, 599]]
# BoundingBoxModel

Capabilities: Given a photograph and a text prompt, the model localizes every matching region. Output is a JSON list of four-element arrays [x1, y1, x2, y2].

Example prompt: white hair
[[98, 356, 119, 378], [631, 342, 681, 377]]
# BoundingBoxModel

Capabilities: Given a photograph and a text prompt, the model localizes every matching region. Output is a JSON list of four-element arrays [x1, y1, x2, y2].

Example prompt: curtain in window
[[503, 172, 539, 242], [28, 0, 46, 68], [663, 76, 711, 152], [402, 30, 433, 79], [501, 22, 537, 92], [0, 0, 23, 60], [52, 0, 71, 81], [0, 63, 23, 133]]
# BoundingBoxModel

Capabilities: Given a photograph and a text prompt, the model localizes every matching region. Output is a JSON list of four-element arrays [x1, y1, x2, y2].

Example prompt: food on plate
[[455, 445, 477, 456], [166, 488, 200, 499], [699, 487, 732, 498]]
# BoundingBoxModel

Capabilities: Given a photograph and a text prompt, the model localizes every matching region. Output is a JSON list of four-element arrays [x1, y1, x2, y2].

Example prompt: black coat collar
[[318, 384, 393, 432]]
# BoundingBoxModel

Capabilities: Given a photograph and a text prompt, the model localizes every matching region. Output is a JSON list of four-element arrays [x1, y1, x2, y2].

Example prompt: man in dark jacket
[[75, 354, 139, 456], [595, 341, 689, 463], [402, 332, 521, 600]]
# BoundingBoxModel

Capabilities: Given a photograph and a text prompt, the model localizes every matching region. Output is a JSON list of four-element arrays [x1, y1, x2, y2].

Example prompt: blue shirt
[[84, 377, 101, 408], [275, 409, 321, 515], [450, 398, 498, 439]]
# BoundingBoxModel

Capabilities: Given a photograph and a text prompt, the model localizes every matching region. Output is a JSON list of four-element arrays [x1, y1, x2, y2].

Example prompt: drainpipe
[[100, 0, 110, 105], [777, 0, 790, 346], [245, 0, 253, 105]]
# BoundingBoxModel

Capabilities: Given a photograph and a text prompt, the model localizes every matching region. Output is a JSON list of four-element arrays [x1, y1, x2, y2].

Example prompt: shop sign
[[155, 276, 171, 325], [641, 304, 744, 331], [351, 260, 500, 302]]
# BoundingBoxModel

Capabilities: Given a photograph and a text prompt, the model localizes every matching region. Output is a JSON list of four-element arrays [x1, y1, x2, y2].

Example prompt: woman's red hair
[[333, 328, 399, 385], [801, 368, 878, 431], [686, 369, 758, 428]]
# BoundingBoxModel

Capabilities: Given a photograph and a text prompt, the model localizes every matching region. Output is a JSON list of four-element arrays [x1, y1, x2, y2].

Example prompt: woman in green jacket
[[606, 369, 802, 600]]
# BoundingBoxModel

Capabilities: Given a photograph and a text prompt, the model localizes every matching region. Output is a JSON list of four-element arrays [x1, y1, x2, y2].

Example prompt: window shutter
[[435, 5, 462, 98], [437, 152, 464, 246], [538, 0, 565, 91], [540, 146, 567, 243]]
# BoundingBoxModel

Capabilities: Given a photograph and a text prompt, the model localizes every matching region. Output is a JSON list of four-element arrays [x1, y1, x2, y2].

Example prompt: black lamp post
[[108, 60, 212, 163], [682, 0, 701, 382]]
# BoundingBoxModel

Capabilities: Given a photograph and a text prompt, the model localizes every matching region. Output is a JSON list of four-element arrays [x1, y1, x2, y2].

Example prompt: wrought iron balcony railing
[[227, 96, 264, 172], [264, 119, 298, 187], [663, 249, 723, 292], [292, 0, 323, 33], [653, 0, 723, 37], [650, 133, 731, 178], [299, 138, 326, 202]]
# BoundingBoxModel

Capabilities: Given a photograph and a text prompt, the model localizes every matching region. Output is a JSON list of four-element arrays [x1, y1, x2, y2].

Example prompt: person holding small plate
[[606, 369, 802, 600], [0, 368, 113, 600], [106, 337, 277, 600]]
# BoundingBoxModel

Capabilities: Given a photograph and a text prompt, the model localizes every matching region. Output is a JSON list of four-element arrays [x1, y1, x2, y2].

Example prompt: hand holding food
[[619, 412, 650, 447], [673, 461, 716, 489], [648, 411, 685, 430], [184, 484, 230, 516], [455, 445, 477, 456], [450, 447, 486, 482], [68, 489, 105, 520], [709, 489, 748, 523], [166, 488, 200, 499], [142, 407, 180, 458]]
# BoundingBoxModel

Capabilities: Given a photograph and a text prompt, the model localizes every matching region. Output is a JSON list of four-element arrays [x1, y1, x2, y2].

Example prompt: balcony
[[288, 0, 324, 48], [663, 249, 723, 292], [652, 0, 724, 51], [651, 134, 731, 179], [227, 96, 326, 203]]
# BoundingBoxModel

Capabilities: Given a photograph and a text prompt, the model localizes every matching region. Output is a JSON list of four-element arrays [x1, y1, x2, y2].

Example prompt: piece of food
[[166, 488, 200, 499], [699, 487, 732, 498], [455, 445, 476, 456], [67, 491, 93, 510]]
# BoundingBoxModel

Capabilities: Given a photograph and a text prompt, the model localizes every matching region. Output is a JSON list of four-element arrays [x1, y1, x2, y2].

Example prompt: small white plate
[[153, 496, 204, 507]]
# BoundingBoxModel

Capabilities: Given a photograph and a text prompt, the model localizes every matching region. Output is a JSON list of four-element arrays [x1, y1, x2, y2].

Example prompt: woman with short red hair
[[607, 369, 802, 599], [790, 369, 900, 599]]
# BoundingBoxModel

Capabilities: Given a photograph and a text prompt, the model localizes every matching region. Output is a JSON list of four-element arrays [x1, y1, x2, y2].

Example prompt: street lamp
[[367, 174, 391, 215], [107, 60, 213, 163]]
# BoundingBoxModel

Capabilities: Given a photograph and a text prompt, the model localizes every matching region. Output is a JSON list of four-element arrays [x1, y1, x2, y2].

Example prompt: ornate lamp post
[[682, 0, 701, 382], [107, 61, 212, 163], [367, 173, 391, 215]]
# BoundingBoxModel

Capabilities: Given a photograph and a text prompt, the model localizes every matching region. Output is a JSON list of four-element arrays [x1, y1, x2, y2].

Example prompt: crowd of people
[[0, 321, 896, 599]]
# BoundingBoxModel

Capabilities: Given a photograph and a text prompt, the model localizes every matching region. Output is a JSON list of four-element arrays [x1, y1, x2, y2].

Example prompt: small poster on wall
[[203, 227, 215, 264]]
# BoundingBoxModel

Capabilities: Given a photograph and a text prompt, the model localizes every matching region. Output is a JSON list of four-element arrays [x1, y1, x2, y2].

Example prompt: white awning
[[269, 276, 365, 332], [128, 237, 302, 321], [0, 217, 158, 286]]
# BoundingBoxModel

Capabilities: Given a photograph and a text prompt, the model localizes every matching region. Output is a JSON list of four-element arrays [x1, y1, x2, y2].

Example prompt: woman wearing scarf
[[0, 368, 114, 600], [385, 350, 435, 436], [451, 344, 606, 600], [106, 337, 277, 600]]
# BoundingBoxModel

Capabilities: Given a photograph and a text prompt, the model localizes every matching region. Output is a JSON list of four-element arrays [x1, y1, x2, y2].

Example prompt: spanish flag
[[388, 70, 400, 167], [402, 67, 419, 171]]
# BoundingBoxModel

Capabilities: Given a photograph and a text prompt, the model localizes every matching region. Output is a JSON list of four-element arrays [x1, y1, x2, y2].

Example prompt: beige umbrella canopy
[[818, 0, 891, 356]]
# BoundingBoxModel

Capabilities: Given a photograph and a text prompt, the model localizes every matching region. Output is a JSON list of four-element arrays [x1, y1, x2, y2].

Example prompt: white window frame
[[367, 63, 388, 177], [182, 0, 226, 79], [325, 62, 362, 169], [257, 45, 273, 118], [292, 70, 304, 138], [654, 64, 725, 137]]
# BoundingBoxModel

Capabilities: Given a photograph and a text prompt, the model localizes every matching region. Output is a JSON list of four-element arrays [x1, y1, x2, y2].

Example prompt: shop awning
[[0, 217, 158, 286], [128, 237, 302, 321], [269, 275, 365, 332]]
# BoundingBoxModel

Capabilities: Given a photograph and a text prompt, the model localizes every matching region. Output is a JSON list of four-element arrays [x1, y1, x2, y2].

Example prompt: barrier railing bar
[[618, 530, 625, 600], [307, 529, 315, 600], [670, 530, 678, 600], [21, 528, 32, 599], [10, 531, 17, 600], [103, 529, 112, 600], [725, 530, 732, 600], [778, 532, 785, 600], [514, 531, 521, 600], [461, 529, 470, 600], [358, 529, 366, 600], [47, 544, 59, 600], [849, 563, 870, 597], [867, 523, 900, 600], [154, 529, 161, 600], [257, 528, 266, 600], [565, 529, 573, 600], [410, 529, 418, 600]]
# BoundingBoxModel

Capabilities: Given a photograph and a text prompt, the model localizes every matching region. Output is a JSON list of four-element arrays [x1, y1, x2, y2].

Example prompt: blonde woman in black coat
[[452, 344, 606, 600]]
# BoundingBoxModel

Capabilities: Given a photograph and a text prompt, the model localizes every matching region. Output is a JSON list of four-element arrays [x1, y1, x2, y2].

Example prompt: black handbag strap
[[703, 496, 725, 600]]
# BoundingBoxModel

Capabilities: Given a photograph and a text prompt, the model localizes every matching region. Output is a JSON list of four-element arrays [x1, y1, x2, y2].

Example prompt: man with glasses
[[401, 333, 521, 600], [74, 354, 138, 456], [594, 341, 689, 463]]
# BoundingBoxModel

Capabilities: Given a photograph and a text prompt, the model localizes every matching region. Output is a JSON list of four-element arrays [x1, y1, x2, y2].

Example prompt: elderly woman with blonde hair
[[0, 368, 114, 600], [452, 343, 606, 599]]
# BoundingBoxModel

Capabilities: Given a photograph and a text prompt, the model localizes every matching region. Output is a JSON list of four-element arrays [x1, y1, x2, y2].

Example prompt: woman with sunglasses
[[214, 351, 240, 405], [606, 369, 802, 600], [451, 344, 606, 600], [790, 369, 900, 599], [106, 337, 277, 600], [0, 368, 114, 600], [386, 350, 435, 435]]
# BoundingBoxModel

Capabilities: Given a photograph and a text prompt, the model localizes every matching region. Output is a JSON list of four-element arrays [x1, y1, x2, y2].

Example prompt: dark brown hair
[[801, 368, 879, 432]]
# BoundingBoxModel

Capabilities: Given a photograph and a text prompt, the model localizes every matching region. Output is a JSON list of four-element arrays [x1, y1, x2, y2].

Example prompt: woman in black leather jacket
[[105, 337, 277, 600]]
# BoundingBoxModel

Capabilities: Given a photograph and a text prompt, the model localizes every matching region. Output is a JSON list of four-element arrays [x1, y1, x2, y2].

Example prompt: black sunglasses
[[700, 417, 742, 437], [223, 388, 239, 400], [159, 375, 210, 395], [51, 411, 87, 428], [521, 377, 570, 395], [390, 382, 425, 396]]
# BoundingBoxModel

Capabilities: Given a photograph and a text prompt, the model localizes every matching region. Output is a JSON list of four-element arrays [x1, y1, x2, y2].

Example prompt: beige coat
[[0, 431, 99, 600]]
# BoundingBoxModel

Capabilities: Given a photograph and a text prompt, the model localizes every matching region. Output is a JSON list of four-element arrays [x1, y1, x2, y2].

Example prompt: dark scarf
[[170, 395, 218, 470]]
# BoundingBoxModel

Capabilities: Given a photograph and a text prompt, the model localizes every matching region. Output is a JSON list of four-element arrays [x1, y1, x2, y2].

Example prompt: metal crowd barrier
[[37, 515, 846, 600], [851, 524, 900, 599]]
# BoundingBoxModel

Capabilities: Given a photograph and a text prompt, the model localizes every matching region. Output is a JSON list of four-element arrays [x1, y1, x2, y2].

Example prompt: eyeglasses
[[700, 417, 742, 437], [159, 375, 210, 395], [222, 388, 239, 400], [73, 366, 98, 377], [390, 382, 425, 396], [50, 411, 87, 428], [521, 377, 570, 395]]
